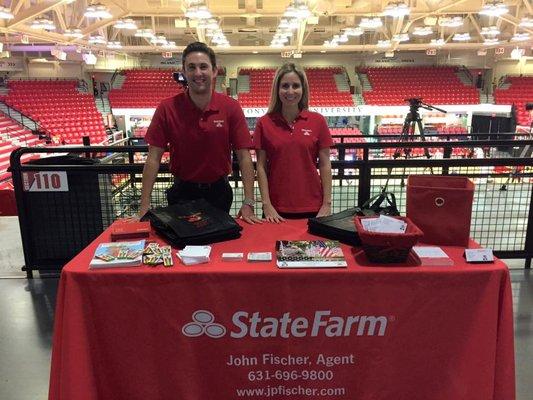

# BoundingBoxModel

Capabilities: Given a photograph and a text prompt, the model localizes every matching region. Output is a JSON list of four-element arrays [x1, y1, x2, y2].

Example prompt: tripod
[[388, 98, 447, 187], [393, 98, 447, 160]]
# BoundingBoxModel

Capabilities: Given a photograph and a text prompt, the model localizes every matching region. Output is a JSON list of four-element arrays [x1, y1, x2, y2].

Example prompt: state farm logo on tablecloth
[[182, 310, 390, 339], [182, 310, 227, 338]]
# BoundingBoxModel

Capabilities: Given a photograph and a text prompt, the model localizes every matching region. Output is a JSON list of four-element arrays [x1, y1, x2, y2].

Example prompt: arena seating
[[0, 114, 46, 182], [330, 127, 365, 159], [306, 67, 353, 107], [238, 67, 354, 108], [494, 76, 533, 126], [238, 68, 276, 108], [362, 66, 480, 105], [109, 69, 185, 108], [5, 80, 106, 144]]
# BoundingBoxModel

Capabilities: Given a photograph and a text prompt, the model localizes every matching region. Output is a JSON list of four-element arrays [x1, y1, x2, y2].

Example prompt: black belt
[[174, 176, 228, 190]]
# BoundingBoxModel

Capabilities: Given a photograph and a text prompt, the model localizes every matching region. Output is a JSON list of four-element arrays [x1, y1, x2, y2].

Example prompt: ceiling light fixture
[[107, 41, 122, 49], [359, 17, 383, 29], [64, 28, 84, 38], [343, 27, 364, 36], [483, 38, 499, 45], [519, 17, 533, 28], [150, 35, 168, 45], [84, 3, 112, 19], [30, 18, 56, 31], [0, 6, 14, 19], [392, 33, 409, 42], [438, 16, 463, 27], [383, 1, 410, 18], [511, 32, 530, 41], [481, 26, 500, 35], [271, 1, 311, 48], [114, 19, 137, 30], [412, 26, 433, 36], [452, 33, 471, 41], [161, 41, 177, 49], [88, 35, 107, 45], [430, 38, 445, 46], [134, 29, 155, 38], [479, 1, 509, 17]]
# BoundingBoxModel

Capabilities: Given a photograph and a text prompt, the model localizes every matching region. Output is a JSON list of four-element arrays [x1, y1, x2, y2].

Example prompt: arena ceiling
[[0, 0, 531, 55]]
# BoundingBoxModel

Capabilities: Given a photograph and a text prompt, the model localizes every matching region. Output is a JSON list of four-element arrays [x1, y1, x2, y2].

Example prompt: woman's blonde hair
[[266, 63, 309, 114]]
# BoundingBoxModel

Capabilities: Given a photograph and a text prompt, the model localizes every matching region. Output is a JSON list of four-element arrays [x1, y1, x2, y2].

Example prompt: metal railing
[[10, 137, 533, 277], [0, 100, 41, 133]]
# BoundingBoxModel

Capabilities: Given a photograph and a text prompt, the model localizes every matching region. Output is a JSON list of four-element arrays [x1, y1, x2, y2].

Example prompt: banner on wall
[[0, 58, 24, 71]]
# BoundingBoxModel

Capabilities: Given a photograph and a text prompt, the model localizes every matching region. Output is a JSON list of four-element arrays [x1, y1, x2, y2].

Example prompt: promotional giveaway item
[[407, 175, 474, 247], [247, 252, 272, 262], [143, 243, 173, 267], [142, 199, 242, 248], [355, 216, 423, 264], [90, 240, 145, 268], [276, 240, 347, 268], [111, 220, 150, 241]]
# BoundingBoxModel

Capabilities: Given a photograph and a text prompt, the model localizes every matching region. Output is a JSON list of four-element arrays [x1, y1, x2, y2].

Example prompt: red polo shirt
[[254, 110, 333, 213], [145, 91, 252, 183]]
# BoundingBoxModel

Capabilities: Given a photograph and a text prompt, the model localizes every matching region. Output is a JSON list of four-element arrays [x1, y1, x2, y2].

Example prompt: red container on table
[[354, 216, 424, 264], [407, 175, 474, 247]]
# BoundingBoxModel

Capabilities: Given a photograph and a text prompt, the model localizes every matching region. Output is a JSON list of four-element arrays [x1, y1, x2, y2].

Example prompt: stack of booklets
[[90, 240, 145, 269], [177, 246, 212, 265], [276, 240, 347, 268], [412, 246, 453, 266]]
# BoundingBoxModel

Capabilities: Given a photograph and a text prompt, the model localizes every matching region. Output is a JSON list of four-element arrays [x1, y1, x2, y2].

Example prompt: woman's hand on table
[[263, 204, 285, 223]]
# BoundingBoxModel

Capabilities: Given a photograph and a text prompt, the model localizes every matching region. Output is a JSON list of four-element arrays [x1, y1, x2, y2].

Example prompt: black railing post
[[358, 146, 371, 207], [523, 185, 533, 269], [10, 148, 34, 278]]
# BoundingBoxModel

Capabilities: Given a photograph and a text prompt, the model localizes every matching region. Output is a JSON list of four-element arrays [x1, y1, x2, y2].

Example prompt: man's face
[[183, 51, 217, 95]]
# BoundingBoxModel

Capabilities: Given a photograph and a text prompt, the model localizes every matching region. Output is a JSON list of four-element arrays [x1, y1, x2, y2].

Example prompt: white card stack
[[361, 215, 407, 234], [177, 246, 212, 265]]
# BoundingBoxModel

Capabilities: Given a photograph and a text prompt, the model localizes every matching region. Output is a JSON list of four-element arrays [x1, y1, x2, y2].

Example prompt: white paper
[[222, 252, 244, 260], [179, 246, 212, 258], [413, 246, 449, 258], [464, 248, 494, 263], [247, 252, 272, 262], [361, 215, 406, 234], [176, 253, 210, 265]]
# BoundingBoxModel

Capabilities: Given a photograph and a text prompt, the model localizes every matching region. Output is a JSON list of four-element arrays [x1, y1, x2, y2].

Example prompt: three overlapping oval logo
[[182, 310, 226, 338]]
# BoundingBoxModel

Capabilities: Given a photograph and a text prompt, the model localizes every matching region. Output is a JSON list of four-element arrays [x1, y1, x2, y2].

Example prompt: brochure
[[276, 240, 347, 268], [90, 240, 145, 269]]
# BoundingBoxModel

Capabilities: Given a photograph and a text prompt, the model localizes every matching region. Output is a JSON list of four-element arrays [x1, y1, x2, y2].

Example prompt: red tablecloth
[[49, 219, 515, 400]]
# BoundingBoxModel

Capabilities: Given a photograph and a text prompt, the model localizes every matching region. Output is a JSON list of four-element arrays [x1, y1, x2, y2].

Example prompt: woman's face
[[278, 72, 303, 108]]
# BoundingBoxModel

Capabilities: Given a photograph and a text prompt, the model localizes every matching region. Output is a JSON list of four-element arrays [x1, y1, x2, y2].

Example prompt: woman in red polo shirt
[[254, 63, 333, 222]]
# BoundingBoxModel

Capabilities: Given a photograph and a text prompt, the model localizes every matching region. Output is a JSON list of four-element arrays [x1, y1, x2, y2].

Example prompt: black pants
[[166, 178, 233, 213]]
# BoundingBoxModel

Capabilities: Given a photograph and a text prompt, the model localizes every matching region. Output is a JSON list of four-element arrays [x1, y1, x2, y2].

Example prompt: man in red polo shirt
[[139, 42, 260, 223]]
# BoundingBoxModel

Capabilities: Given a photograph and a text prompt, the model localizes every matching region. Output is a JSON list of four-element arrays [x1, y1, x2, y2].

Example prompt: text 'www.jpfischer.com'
[[236, 385, 346, 397]]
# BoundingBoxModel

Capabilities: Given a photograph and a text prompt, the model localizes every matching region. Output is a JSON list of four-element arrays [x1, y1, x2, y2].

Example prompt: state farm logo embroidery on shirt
[[302, 129, 312, 136], [213, 119, 225, 128]]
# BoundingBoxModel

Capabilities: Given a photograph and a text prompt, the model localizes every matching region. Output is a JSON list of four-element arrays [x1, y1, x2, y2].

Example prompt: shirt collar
[[271, 109, 309, 124], [184, 89, 220, 113]]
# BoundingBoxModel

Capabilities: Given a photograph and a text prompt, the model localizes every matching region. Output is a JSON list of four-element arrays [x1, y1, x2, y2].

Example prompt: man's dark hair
[[526, 103, 533, 111], [182, 42, 216, 69]]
